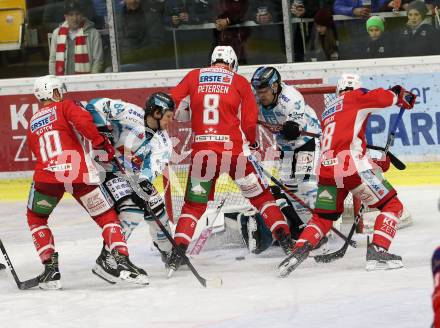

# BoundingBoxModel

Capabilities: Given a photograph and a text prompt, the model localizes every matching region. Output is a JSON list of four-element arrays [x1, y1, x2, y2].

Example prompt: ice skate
[[92, 246, 118, 284], [274, 229, 296, 256], [153, 241, 171, 265], [309, 236, 330, 257], [38, 252, 62, 290], [366, 239, 403, 271], [111, 249, 149, 285], [278, 242, 313, 278], [166, 245, 187, 278]]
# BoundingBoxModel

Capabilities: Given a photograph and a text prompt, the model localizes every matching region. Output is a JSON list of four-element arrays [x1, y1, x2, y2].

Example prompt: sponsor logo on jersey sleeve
[[30, 110, 57, 132]]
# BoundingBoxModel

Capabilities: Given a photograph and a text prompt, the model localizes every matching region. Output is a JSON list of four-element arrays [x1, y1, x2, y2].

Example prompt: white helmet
[[211, 46, 238, 72], [33, 75, 66, 102], [336, 73, 361, 96]]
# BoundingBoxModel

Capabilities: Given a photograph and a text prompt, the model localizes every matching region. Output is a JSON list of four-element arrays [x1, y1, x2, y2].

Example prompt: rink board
[[1, 161, 439, 201]]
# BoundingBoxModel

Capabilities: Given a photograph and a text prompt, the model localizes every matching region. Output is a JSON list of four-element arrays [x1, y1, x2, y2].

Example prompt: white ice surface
[[0, 186, 438, 328]]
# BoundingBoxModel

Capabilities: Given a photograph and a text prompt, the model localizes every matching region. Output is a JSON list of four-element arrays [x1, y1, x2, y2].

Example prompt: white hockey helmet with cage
[[211, 46, 238, 72], [336, 73, 361, 96], [33, 75, 66, 102]]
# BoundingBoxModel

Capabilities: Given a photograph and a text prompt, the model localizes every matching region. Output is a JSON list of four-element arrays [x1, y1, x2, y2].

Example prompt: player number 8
[[203, 94, 219, 125]]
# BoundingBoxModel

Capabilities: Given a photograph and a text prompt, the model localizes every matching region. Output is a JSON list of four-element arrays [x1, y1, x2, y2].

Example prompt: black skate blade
[[92, 268, 117, 285]]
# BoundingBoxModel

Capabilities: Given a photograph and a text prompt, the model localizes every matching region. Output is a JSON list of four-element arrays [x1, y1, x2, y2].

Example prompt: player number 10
[[39, 130, 63, 162], [203, 94, 219, 125]]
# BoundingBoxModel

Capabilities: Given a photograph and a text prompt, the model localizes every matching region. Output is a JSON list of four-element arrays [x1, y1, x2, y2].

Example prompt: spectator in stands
[[359, 15, 395, 58], [290, 0, 326, 62], [48, 0, 103, 75], [306, 7, 339, 61], [43, 0, 96, 33], [333, 0, 388, 17], [163, 0, 212, 27], [251, 0, 283, 24], [116, 0, 165, 70], [399, 0, 440, 56], [212, 0, 250, 65]]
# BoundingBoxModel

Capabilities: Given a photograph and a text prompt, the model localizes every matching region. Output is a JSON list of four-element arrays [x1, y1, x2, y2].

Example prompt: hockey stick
[[0, 239, 39, 290], [189, 197, 227, 256], [384, 107, 405, 154], [257, 120, 320, 138], [366, 144, 406, 170], [314, 107, 407, 263], [314, 204, 365, 263], [112, 158, 222, 288], [249, 156, 356, 248]]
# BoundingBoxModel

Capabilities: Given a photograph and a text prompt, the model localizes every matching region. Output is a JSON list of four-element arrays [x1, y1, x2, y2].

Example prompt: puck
[[235, 256, 245, 261]]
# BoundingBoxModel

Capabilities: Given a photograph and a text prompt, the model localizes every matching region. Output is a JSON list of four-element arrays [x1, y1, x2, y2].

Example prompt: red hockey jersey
[[28, 99, 104, 184], [171, 66, 258, 155], [319, 88, 397, 179]]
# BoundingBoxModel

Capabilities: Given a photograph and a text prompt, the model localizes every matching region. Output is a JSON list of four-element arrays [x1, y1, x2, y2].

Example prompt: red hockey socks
[[95, 209, 128, 256], [175, 202, 207, 246], [250, 191, 290, 238], [372, 197, 403, 250], [27, 210, 55, 263], [296, 214, 333, 247]]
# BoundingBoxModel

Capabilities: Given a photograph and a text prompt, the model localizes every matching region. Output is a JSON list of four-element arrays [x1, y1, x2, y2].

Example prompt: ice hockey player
[[167, 46, 294, 276], [277, 73, 416, 277], [28, 75, 148, 289], [244, 66, 322, 254], [85, 93, 175, 272], [433, 247, 440, 327]]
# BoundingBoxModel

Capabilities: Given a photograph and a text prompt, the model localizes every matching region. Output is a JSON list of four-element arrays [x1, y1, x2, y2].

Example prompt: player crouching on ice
[[277, 73, 416, 277], [240, 66, 323, 255], [85, 93, 175, 279], [28, 75, 148, 289]]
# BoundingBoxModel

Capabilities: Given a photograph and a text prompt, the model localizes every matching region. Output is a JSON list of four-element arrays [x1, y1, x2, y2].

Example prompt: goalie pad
[[238, 212, 273, 254]]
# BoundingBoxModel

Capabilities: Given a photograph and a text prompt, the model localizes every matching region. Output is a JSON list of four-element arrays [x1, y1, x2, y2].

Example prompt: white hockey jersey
[[85, 98, 172, 182], [257, 82, 321, 151]]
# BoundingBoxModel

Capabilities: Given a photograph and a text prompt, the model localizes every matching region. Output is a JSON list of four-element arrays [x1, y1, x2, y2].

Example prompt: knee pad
[[117, 199, 144, 240], [79, 186, 114, 217]]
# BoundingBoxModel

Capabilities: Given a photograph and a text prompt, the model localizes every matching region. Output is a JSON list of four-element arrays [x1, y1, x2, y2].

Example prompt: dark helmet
[[145, 92, 175, 117], [251, 66, 281, 92]]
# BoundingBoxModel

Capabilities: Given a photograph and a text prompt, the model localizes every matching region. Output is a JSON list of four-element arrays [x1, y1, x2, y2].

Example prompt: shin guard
[[372, 197, 403, 250], [95, 209, 128, 256], [27, 210, 55, 263], [296, 214, 333, 247]]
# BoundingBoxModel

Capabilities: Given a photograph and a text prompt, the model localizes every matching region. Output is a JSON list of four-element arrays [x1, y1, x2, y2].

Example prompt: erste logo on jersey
[[199, 71, 233, 85], [322, 100, 343, 120], [30, 110, 57, 132]]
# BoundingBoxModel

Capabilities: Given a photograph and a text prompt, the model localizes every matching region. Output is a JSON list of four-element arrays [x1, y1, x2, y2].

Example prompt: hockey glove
[[93, 136, 115, 163], [389, 85, 417, 110], [372, 155, 391, 173], [280, 121, 301, 140], [249, 140, 260, 151], [131, 179, 155, 209]]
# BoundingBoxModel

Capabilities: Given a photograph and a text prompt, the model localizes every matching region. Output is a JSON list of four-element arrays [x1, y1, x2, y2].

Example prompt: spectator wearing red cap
[[306, 8, 339, 61]]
